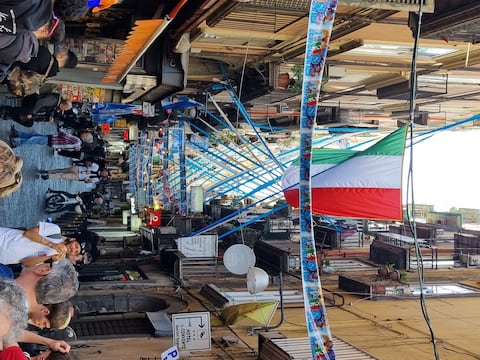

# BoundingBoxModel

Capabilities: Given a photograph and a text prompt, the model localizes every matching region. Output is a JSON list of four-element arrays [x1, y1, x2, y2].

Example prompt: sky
[[402, 128, 480, 211]]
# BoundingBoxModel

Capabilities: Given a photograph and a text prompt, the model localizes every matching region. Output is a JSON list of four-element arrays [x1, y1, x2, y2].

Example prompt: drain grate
[[71, 317, 151, 339]]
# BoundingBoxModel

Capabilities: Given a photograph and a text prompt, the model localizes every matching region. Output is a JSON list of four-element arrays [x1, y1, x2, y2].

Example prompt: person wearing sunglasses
[[33, 16, 66, 45], [1, 92, 72, 128]]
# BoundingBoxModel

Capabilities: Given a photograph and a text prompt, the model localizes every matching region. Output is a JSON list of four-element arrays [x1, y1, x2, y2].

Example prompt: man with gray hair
[[14, 260, 78, 330], [0, 280, 72, 357], [0, 280, 28, 356], [35, 260, 79, 305]]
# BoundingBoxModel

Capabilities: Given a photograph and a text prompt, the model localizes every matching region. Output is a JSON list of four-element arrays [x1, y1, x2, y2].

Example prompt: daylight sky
[[402, 128, 480, 211]]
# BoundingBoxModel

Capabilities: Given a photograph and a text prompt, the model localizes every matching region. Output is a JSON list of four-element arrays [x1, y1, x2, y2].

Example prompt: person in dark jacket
[[0, 0, 51, 80], [57, 145, 106, 163], [0, 0, 52, 36], [0, 93, 72, 127], [0, 0, 85, 81], [0, 32, 39, 82], [13, 45, 78, 79], [45, 189, 103, 213]]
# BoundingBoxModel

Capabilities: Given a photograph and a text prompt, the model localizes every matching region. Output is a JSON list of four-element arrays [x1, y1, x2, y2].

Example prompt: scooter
[[45, 189, 85, 214]]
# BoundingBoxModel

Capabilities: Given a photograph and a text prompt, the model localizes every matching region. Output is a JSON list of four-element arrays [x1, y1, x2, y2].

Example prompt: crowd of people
[[0, 1, 134, 358], [1, 114, 115, 358], [0, 127, 111, 360], [0, 259, 77, 359], [0, 0, 88, 83], [0, 132, 114, 359]]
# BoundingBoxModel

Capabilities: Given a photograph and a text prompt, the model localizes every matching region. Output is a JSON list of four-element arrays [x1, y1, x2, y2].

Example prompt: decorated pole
[[299, 1, 338, 359]]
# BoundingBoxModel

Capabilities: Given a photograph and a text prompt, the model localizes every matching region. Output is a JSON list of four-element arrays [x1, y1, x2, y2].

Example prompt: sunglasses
[[5, 172, 21, 188], [47, 14, 61, 38], [43, 257, 54, 269]]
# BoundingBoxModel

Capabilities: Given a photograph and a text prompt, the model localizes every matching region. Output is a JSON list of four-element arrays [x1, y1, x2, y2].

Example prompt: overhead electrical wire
[[405, 1, 440, 359]]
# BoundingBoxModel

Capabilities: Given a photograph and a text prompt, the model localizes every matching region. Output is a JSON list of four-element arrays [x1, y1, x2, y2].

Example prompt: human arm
[[31, 94, 61, 117], [30, 350, 51, 360], [18, 331, 70, 353], [22, 227, 67, 258], [20, 255, 63, 268]]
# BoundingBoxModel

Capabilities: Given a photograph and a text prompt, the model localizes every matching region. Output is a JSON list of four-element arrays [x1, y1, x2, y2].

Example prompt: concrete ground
[[0, 115, 89, 228]]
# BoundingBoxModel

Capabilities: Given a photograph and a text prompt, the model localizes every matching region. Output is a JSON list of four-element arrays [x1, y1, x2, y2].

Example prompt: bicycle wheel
[[45, 194, 66, 212]]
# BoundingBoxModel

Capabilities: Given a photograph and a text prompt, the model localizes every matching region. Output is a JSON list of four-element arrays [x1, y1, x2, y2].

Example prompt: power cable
[[406, 1, 440, 359]]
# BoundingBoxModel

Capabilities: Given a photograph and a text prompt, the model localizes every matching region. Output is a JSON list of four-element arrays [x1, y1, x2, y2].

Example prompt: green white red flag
[[282, 125, 408, 221]]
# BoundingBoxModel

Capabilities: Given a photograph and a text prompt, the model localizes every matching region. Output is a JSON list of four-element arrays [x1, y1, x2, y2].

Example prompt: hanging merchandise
[[88, 0, 121, 13], [297, 1, 337, 359], [90, 102, 142, 124]]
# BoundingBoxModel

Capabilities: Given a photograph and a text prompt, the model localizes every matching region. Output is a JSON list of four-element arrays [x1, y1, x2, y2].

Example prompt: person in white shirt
[[40, 161, 109, 187], [0, 222, 66, 266]]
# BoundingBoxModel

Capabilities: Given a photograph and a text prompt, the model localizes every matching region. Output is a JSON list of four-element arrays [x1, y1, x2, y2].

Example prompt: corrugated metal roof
[[270, 336, 380, 359]]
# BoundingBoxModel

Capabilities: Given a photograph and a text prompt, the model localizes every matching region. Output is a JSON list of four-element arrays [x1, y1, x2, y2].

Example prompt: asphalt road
[[0, 113, 89, 229]]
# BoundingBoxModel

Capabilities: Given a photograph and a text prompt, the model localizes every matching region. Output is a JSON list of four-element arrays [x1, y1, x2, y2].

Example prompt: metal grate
[[247, 0, 310, 12], [341, 0, 434, 13], [71, 317, 151, 339], [268, 336, 380, 359]]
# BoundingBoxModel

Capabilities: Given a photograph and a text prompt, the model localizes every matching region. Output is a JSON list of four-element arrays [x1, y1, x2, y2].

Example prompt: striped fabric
[[282, 126, 408, 220]]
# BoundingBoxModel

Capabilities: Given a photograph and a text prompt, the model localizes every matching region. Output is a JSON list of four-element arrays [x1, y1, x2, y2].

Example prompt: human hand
[[46, 339, 70, 353], [31, 350, 52, 360], [50, 243, 67, 258], [52, 253, 65, 261]]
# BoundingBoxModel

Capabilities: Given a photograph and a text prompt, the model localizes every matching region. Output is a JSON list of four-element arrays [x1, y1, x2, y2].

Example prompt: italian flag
[[282, 126, 408, 220]]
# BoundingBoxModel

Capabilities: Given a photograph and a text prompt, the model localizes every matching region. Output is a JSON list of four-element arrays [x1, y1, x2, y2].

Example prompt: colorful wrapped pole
[[299, 1, 338, 359]]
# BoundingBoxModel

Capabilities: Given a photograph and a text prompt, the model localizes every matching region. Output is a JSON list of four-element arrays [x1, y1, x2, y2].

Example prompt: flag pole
[[299, 1, 338, 359]]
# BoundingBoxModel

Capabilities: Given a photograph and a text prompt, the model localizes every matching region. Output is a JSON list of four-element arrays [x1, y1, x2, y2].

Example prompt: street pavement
[[0, 113, 89, 229]]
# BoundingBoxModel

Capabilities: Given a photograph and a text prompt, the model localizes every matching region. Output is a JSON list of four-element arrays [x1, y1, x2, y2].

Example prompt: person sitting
[[1, 93, 72, 127]]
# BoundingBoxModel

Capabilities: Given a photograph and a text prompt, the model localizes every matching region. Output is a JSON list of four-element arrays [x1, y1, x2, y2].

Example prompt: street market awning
[[102, 0, 187, 83]]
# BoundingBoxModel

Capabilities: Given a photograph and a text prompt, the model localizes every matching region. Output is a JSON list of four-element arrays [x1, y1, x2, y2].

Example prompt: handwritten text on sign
[[172, 311, 211, 351]]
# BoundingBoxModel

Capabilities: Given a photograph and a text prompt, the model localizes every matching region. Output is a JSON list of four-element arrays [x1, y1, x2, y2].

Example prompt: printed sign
[[176, 235, 218, 257], [172, 312, 211, 351], [161, 345, 179, 360]]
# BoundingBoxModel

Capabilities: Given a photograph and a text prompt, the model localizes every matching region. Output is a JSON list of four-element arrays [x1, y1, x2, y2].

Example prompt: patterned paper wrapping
[[298, 1, 338, 359]]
